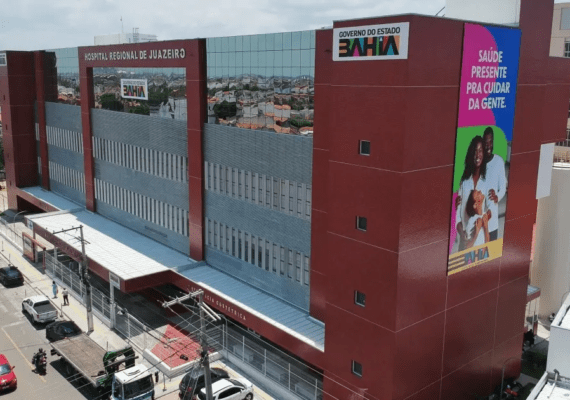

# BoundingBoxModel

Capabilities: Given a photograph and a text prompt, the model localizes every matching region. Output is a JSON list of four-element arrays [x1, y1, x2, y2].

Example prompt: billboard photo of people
[[448, 24, 521, 275]]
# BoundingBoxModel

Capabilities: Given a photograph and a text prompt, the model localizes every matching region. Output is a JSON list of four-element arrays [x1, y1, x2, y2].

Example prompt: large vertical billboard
[[448, 24, 521, 275]]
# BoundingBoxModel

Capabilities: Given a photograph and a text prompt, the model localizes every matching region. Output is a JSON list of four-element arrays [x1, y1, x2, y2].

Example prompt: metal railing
[[225, 325, 323, 400], [0, 218, 24, 252], [43, 248, 323, 399]]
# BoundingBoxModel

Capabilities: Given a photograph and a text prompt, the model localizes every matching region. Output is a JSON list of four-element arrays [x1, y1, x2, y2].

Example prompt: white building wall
[[445, 0, 521, 25], [531, 166, 570, 318], [551, 3, 570, 57], [94, 33, 157, 45]]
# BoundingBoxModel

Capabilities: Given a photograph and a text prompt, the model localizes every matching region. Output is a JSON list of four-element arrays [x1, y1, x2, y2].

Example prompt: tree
[[100, 93, 124, 111], [213, 101, 237, 119], [129, 104, 150, 116]]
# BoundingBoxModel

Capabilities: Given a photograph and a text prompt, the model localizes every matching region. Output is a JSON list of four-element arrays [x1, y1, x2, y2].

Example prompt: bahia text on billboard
[[332, 22, 409, 61], [121, 79, 148, 101], [448, 23, 522, 275]]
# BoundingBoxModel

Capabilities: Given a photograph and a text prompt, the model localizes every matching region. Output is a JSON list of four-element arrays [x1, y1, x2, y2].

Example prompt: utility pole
[[52, 225, 93, 333], [199, 291, 213, 400], [162, 290, 221, 400], [79, 225, 94, 333]]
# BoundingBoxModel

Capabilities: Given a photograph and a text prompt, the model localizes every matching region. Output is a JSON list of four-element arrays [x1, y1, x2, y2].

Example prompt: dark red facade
[[312, 1, 570, 399], [1, 1, 569, 398]]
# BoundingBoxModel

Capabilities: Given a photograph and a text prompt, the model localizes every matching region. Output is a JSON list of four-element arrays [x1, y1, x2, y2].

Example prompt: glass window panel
[[301, 49, 311, 67], [243, 52, 251, 67], [274, 51, 283, 67], [251, 52, 258, 67], [221, 52, 229, 67], [258, 52, 266, 67], [291, 66, 301, 78], [216, 67, 223, 78], [235, 35, 243, 52], [236, 67, 243, 76], [215, 37, 223, 52], [242, 35, 251, 51], [228, 35, 236, 51], [292, 31, 301, 49], [250, 34, 258, 51], [207, 38, 214, 52], [258, 34, 266, 51], [229, 67, 236, 78], [222, 36, 229, 52], [222, 67, 229, 77], [216, 53, 222, 66], [266, 33, 274, 51], [266, 51, 274, 68], [292, 50, 301, 67], [283, 67, 292, 78], [273, 67, 282, 79], [282, 32, 292, 50], [301, 31, 311, 49], [236, 51, 243, 67], [301, 67, 311, 77], [228, 52, 236, 67], [274, 33, 283, 50], [283, 50, 292, 66], [310, 48, 316, 67]]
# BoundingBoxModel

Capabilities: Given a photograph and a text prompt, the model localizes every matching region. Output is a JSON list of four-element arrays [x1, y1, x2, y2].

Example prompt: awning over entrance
[[21, 187, 325, 355], [24, 187, 193, 288]]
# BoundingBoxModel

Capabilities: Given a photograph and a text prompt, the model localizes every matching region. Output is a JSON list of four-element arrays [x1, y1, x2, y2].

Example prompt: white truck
[[50, 334, 155, 400], [111, 365, 155, 400], [22, 295, 58, 325]]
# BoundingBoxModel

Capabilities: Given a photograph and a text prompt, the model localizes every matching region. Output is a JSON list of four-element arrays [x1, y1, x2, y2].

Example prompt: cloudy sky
[[0, 0, 566, 51]]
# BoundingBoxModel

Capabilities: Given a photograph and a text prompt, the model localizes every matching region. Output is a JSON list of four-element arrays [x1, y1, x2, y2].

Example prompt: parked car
[[197, 378, 253, 400], [22, 295, 58, 325], [45, 320, 82, 342], [0, 354, 17, 392], [0, 266, 24, 286], [179, 367, 230, 399]]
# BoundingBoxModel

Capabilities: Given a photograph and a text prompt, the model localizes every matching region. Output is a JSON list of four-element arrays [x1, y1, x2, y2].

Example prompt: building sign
[[121, 79, 148, 100], [84, 48, 186, 61], [448, 23, 521, 275], [0, 52, 6, 66], [333, 22, 409, 61]]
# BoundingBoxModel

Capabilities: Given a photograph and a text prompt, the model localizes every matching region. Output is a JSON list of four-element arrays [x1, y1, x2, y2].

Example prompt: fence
[[43, 248, 323, 399], [224, 324, 323, 400], [0, 218, 24, 252]]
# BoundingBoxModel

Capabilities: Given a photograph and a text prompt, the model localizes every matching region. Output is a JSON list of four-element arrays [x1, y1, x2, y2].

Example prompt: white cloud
[[0, 0, 445, 50]]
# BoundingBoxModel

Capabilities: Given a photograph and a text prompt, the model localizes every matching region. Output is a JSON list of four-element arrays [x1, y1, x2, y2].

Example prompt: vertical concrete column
[[0, 52, 38, 209], [34, 51, 50, 190], [79, 66, 95, 211], [186, 39, 207, 260]]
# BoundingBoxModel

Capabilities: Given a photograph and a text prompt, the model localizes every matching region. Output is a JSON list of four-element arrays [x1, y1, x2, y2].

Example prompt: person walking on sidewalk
[[52, 281, 58, 299], [62, 288, 69, 306]]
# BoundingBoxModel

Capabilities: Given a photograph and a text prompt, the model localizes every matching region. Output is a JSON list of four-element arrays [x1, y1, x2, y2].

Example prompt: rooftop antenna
[[121, 16, 124, 33]]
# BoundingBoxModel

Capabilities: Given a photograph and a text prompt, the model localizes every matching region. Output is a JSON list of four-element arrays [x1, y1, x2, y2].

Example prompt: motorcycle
[[32, 348, 47, 375]]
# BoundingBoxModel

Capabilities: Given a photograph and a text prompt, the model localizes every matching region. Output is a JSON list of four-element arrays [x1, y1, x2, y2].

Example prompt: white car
[[197, 378, 254, 400], [22, 295, 58, 325]]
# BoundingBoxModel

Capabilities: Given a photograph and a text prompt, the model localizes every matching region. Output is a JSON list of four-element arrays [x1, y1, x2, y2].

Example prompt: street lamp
[[500, 356, 520, 399], [12, 210, 27, 224]]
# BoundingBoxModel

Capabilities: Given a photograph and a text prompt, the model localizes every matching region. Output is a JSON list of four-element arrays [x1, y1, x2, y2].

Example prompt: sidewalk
[[0, 193, 275, 399]]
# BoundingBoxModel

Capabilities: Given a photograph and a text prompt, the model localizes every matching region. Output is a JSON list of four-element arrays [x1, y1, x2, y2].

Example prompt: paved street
[[0, 199, 271, 400], [0, 261, 100, 400]]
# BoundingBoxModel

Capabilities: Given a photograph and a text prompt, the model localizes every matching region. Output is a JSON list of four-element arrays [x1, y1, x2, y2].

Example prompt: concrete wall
[[551, 3, 570, 57], [446, 0, 521, 24], [531, 166, 570, 318]]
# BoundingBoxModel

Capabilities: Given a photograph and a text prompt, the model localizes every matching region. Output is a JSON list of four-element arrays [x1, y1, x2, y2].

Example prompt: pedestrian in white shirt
[[483, 127, 507, 241]]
